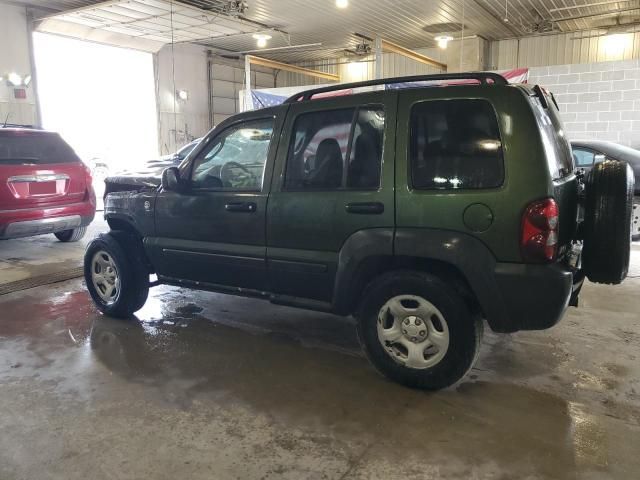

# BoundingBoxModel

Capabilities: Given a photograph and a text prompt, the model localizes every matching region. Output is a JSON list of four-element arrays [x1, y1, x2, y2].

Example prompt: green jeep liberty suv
[[86, 73, 634, 390]]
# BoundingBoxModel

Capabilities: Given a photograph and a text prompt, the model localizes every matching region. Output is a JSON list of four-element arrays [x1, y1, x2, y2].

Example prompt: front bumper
[[492, 261, 575, 332]]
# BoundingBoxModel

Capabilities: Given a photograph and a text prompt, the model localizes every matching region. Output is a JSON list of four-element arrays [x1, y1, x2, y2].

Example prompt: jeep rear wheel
[[357, 270, 483, 390], [582, 160, 635, 284], [84, 232, 149, 318]]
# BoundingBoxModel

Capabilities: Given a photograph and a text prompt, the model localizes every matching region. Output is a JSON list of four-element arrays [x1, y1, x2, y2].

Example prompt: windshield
[[0, 131, 81, 165], [176, 138, 201, 159]]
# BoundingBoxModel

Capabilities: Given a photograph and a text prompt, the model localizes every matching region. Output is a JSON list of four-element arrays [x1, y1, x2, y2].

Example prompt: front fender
[[104, 190, 157, 238]]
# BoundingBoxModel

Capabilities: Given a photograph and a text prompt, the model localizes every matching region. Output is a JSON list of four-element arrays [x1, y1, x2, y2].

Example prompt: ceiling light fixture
[[252, 33, 272, 48], [177, 89, 189, 101], [336, 0, 348, 8], [7, 72, 22, 87], [503, 0, 509, 22], [435, 35, 453, 49]]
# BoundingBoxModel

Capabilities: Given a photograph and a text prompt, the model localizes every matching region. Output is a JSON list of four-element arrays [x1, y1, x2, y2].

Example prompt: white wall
[[491, 32, 640, 69], [0, 3, 37, 125], [210, 57, 274, 126], [155, 43, 210, 155], [529, 60, 640, 148]]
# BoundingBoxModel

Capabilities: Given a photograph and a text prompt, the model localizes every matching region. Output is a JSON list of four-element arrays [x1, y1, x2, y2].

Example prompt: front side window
[[284, 106, 385, 190], [191, 118, 273, 190], [573, 148, 595, 168], [410, 99, 504, 190]]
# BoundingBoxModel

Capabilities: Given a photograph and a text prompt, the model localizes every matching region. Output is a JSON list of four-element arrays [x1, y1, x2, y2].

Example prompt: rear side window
[[530, 93, 574, 179], [410, 100, 504, 190], [284, 106, 385, 190], [0, 132, 80, 164]]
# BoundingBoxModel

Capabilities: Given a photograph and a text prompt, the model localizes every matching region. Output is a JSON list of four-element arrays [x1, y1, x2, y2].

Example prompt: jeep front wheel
[[356, 271, 483, 390], [84, 232, 149, 318]]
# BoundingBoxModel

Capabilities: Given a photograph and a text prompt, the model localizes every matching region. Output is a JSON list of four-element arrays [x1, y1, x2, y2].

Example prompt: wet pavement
[[1, 248, 640, 479], [0, 218, 107, 285]]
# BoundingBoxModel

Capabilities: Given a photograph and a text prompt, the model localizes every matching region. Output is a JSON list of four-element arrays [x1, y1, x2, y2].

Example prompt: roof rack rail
[[284, 72, 508, 103]]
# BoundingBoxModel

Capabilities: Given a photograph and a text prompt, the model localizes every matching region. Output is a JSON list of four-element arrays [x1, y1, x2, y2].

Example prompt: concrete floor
[[1, 230, 640, 479], [0, 218, 107, 284]]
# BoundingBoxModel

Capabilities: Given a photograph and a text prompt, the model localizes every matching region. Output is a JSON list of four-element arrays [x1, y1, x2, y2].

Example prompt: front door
[[266, 92, 396, 302], [148, 110, 281, 291]]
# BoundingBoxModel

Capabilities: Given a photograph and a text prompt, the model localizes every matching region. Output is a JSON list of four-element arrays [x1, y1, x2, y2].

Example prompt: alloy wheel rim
[[91, 250, 120, 305], [376, 294, 450, 369]]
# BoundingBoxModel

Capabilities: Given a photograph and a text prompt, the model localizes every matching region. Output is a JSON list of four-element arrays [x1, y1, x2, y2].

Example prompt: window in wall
[[191, 118, 273, 190], [284, 106, 385, 190], [410, 99, 504, 190]]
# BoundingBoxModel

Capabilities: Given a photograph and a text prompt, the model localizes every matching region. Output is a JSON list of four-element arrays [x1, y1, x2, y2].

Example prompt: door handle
[[225, 202, 257, 213], [345, 202, 385, 215]]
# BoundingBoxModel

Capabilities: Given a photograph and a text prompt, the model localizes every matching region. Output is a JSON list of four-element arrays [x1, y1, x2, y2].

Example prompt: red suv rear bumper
[[0, 197, 96, 240]]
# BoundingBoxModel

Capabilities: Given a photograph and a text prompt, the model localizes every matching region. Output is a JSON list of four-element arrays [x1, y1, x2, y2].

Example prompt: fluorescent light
[[347, 61, 367, 79], [602, 33, 631, 57], [8, 72, 22, 87], [478, 140, 501, 151], [336, 0, 348, 8], [435, 35, 453, 49], [252, 33, 272, 48]]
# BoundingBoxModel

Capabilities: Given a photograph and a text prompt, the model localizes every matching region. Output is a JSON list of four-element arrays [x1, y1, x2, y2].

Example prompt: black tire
[[356, 270, 483, 390], [55, 226, 87, 242], [583, 160, 635, 284], [632, 200, 640, 241], [84, 231, 149, 318]]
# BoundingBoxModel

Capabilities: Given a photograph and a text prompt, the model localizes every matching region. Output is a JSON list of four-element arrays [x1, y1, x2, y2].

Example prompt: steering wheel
[[220, 161, 256, 185]]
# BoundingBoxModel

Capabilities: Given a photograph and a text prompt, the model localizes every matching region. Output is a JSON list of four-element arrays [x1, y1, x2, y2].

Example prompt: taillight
[[521, 198, 559, 263], [83, 163, 93, 185]]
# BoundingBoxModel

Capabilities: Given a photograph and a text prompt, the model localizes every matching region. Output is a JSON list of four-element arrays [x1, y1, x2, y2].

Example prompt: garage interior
[[2, 0, 640, 479]]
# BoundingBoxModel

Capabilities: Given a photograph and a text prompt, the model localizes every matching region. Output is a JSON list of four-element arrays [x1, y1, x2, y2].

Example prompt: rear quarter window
[[0, 132, 81, 165], [529, 94, 574, 180], [409, 99, 504, 190]]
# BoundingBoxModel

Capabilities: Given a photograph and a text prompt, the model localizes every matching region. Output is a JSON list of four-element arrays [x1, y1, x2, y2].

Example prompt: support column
[[374, 37, 383, 80], [244, 54, 252, 111]]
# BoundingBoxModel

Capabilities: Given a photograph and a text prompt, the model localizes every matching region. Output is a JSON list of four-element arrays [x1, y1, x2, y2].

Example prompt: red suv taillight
[[521, 198, 559, 263], [83, 163, 93, 185]]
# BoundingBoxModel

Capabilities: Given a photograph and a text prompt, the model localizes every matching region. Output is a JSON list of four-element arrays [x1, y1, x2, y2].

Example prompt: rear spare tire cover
[[582, 160, 635, 284]]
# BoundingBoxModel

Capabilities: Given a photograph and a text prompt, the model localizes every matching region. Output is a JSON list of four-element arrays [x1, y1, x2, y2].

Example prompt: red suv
[[0, 127, 96, 242]]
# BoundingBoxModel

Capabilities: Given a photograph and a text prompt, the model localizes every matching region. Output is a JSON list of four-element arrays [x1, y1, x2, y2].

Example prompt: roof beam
[[380, 39, 447, 70], [246, 55, 340, 82]]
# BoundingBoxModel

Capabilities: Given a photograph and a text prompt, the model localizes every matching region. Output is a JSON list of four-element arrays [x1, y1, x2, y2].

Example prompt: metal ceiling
[[38, 0, 258, 44], [16, 0, 640, 59]]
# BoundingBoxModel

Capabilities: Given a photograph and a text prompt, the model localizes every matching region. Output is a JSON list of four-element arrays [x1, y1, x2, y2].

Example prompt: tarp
[[249, 86, 355, 110]]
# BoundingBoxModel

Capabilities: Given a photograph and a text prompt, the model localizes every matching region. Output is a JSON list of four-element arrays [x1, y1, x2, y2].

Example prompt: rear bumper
[[0, 202, 95, 239], [492, 261, 574, 332]]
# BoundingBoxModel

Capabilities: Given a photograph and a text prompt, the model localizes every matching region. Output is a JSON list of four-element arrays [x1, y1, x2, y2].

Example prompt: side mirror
[[162, 166, 181, 192]]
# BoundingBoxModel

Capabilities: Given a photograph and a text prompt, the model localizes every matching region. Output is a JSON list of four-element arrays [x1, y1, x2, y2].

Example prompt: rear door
[[0, 130, 87, 211], [266, 92, 396, 302]]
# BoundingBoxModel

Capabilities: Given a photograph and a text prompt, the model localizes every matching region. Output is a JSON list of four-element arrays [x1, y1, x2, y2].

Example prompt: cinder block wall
[[529, 60, 640, 148]]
